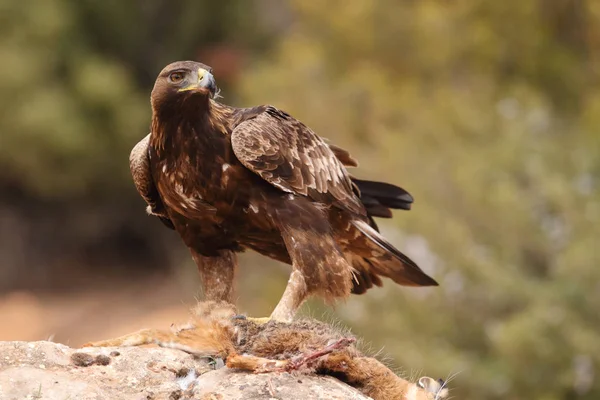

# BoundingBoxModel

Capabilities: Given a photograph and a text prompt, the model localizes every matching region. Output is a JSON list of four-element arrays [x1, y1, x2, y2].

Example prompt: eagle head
[[151, 61, 218, 112]]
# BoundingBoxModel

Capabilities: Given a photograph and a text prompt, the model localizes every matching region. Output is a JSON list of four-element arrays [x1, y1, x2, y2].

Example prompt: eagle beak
[[197, 68, 217, 98], [178, 68, 217, 98]]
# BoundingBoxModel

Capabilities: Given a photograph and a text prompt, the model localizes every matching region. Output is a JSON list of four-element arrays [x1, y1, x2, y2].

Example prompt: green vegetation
[[1, 1, 598, 398]]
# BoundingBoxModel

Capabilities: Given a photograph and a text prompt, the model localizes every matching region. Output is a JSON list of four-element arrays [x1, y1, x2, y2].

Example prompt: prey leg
[[82, 329, 175, 348], [285, 337, 356, 371], [83, 326, 228, 358], [226, 353, 289, 372], [228, 337, 355, 374]]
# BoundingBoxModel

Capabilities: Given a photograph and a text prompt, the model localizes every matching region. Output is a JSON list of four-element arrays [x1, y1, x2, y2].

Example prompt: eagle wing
[[129, 134, 174, 230], [231, 106, 365, 215], [324, 140, 359, 168]]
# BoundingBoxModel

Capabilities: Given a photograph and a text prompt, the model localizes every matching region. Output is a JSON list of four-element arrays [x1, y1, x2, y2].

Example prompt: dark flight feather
[[351, 178, 414, 211]]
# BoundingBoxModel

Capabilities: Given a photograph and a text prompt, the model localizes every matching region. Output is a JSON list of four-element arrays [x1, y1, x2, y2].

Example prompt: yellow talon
[[232, 315, 291, 325], [245, 316, 273, 325]]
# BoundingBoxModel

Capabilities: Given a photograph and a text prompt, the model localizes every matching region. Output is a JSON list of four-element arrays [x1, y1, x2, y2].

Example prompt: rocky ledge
[[0, 341, 370, 399]]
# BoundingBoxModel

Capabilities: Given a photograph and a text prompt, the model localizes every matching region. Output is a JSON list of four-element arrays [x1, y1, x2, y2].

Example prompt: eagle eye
[[169, 71, 185, 84]]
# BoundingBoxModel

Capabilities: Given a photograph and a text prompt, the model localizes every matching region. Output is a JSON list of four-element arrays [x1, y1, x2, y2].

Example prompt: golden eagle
[[130, 61, 437, 322]]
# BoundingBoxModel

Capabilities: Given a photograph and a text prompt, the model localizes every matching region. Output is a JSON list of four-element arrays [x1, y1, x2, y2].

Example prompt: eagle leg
[[270, 269, 308, 322], [191, 249, 238, 303], [269, 225, 353, 323]]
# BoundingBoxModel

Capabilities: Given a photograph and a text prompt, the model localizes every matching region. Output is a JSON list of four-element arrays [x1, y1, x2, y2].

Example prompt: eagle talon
[[244, 316, 274, 325], [230, 315, 275, 325]]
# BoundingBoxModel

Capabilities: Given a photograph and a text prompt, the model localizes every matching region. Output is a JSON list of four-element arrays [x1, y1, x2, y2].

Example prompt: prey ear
[[417, 377, 449, 399]]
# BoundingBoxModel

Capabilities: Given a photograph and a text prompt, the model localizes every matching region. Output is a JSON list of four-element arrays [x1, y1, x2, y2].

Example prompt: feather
[[326, 141, 359, 167], [230, 106, 365, 216], [130, 133, 174, 229], [352, 179, 414, 210], [358, 199, 393, 218], [351, 220, 438, 287]]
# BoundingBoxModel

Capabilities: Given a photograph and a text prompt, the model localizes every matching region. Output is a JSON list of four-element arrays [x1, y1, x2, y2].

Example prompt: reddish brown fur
[[84, 301, 449, 400]]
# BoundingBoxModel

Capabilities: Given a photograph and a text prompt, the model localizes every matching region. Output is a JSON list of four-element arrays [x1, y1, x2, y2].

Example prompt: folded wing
[[230, 106, 366, 216]]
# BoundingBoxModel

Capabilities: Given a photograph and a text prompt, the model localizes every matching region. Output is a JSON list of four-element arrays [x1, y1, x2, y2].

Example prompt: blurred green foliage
[[0, 0, 273, 289], [0, 0, 598, 398], [0, 0, 268, 198], [240, 1, 600, 398]]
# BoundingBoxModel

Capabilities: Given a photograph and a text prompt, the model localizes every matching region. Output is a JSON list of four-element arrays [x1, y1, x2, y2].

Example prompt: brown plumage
[[131, 60, 438, 321]]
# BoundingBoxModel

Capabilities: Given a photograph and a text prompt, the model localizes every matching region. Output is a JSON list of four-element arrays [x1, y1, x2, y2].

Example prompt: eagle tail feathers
[[350, 220, 438, 287], [352, 179, 414, 212]]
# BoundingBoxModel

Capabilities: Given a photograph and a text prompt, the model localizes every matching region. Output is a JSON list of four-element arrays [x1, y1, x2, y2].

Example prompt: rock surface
[[0, 341, 371, 400]]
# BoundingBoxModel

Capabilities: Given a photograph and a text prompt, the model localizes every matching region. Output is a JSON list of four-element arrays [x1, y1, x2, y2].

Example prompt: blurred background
[[0, 0, 598, 398]]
